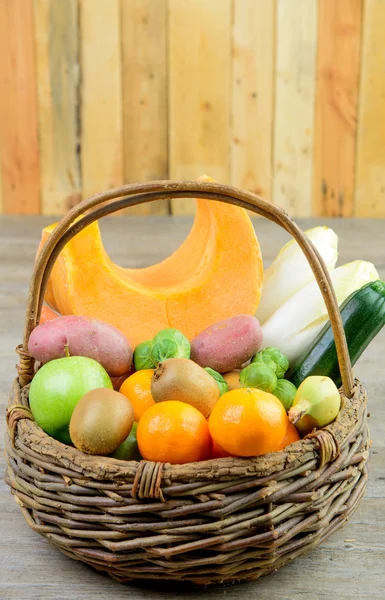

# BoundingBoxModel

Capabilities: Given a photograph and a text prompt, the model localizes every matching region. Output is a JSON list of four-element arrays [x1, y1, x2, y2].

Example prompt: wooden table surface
[[1, 216, 384, 600]]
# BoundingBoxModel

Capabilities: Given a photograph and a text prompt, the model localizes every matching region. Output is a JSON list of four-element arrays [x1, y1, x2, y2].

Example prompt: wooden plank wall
[[0, 0, 40, 214], [34, 0, 80, 214], [231, 0, 274, 200], [313, 0, 362, 217], [169, 0, 232, 214], [121, 0, 168, 214], [80, 0, 123, 202], [273, 0, 318, 216], [0, 0, 383, 218], [355, 0, 385, 218]]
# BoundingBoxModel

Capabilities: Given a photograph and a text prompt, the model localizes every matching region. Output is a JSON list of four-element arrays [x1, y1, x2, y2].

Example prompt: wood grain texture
[[355, 0, 385, 218], [34, 0, 80, 215], [231, 0, 274, 200], [80, 0, 123, 201], [273, 0, 318, 216], [169, 0, 231, 214], [313, 0, 362, 217], [0, 148, 3, 214], [0, 0, 40, 215], [121, 0, 168, 215], [0, 215, 384, 598]]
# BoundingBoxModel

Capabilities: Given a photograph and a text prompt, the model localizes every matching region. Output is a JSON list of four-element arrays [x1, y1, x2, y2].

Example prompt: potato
[[111, 373, 130, 391], [28, 316, 133, 376], [191, 315, 263, 373]]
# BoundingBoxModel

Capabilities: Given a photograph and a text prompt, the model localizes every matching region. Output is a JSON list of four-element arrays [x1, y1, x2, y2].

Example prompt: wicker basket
[[5, 181, 369, 585]]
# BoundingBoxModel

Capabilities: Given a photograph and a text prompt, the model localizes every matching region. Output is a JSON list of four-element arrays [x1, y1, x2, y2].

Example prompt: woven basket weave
[[5, 181, 369, 585]]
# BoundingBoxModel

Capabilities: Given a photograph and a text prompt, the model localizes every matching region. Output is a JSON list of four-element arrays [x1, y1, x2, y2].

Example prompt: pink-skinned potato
[[111, 373, 130, 391], [191, 315, 263, 373], [28, 315, 133, 376]]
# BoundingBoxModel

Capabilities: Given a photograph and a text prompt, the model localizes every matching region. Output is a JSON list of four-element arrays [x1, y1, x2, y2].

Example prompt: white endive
[[257, 227, 338, 324], [261, 260, 379, 364]]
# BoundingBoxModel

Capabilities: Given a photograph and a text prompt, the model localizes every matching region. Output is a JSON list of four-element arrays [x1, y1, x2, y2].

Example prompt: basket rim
[[7, 377, 367, 486]]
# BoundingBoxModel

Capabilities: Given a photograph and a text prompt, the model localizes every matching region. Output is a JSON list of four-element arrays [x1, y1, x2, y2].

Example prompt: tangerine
[[137, 401, 211, 464], [276, 421, 300, 450], [222, 370, 241, 391], [208, 388, 288, 457], [211, 440, 231, 459], [119, 370, 155, 421]]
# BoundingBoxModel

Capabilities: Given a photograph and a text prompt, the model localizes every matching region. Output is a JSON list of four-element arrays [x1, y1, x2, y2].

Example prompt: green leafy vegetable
[[252, 347, 289, 379], [133, 340, 156, 371], [240, 363, 277, 393], [273, 379, 297, 411], [204, 367, 229, 396], [150, 328, 191, 366]]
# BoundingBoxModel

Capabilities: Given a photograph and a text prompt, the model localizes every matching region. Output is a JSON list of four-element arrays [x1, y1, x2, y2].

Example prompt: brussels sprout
[[239, 363, 277, 393], [274, 379, 297, 411], [204, 367, 229, 396], [251, 355, 276, 372], [251, 347, 289, 379], [150, 328, 191, 366], [133, 340, 156, 371], [110, 422, 142, 461]]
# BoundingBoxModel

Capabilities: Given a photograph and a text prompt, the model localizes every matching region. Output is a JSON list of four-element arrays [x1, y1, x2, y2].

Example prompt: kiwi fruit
[[70, 388, 134, 455], [151, 357, 220, 417]]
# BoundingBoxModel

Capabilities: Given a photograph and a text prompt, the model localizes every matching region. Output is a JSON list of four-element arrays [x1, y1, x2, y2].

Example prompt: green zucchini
[[286, 280, 385, 388]]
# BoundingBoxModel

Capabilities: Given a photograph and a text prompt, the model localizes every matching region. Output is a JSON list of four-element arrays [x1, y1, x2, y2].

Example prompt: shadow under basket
[[5, 181, 370, 585]]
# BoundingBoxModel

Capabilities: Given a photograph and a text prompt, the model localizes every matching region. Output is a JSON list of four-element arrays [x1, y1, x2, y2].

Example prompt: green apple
[[29, 356, 113, 445], [110, 422, 141, 461]]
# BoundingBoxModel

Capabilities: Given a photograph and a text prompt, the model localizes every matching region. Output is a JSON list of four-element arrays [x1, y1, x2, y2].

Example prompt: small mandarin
[[222, 370, 241, 391], [276, 421, 301, 450], [137, 401, 211, 464], [211, 440, 231, 459], [208, 388, 288, 457], [119, 370, 155, 421]]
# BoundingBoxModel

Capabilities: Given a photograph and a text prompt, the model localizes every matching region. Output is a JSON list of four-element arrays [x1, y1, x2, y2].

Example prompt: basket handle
[[18, 180, 354, 397]]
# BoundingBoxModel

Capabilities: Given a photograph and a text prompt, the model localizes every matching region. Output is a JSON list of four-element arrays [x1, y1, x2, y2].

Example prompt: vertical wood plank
[[34, 0, 80, 215], [121, 0, 168, 215], [0, 0, 40, 214], [272, 0, 318, 216], [0, 150, 3, 214], [169, 0, 231, 214], [80, 0, 123, 201], [355, 0, 385, 218], [313, 0, 362, 217], [231, 0, 274, 200]]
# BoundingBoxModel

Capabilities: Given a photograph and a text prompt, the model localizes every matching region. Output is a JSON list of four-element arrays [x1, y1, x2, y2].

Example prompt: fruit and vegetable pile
[[28, 185, 385, 465]]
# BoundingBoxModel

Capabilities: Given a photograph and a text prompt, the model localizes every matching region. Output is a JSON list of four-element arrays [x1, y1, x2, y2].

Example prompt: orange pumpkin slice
[[37, 177, 263, 347]]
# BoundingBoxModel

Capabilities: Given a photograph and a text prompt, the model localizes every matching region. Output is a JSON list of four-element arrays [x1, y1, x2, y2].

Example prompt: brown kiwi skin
[[151, 358, 220, 418], [69, 388, 134, 455]]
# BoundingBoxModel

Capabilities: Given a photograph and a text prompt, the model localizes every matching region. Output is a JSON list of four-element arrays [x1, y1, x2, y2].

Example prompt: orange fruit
[[119, 370, 155, 421], [208, 388, 288, 457], [137, 401, 211, 464], [40, 305, 59, 324], [222, 370, 241, 391], [276, 421, 300, 450], [211, 440, 231, 459]]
